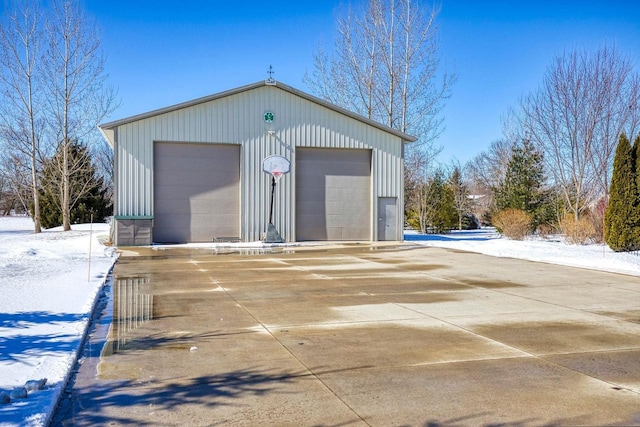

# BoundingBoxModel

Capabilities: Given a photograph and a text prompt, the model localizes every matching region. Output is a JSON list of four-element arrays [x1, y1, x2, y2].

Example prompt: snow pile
[[0, 216, 116, 427]]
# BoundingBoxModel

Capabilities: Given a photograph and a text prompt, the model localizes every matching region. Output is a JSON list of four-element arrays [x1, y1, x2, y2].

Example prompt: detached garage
[[98, 80, 415, 246]]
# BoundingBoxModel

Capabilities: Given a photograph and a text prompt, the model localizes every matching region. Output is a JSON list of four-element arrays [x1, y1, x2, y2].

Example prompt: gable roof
[[98, 80, 417, 144]]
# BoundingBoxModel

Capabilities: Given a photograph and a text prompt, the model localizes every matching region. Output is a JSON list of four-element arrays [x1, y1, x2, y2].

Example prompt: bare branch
[[306, 0, 455, 147], [521, 44, 639, 219], [42, 0, 117, 230], [0, 0, 45, 231]]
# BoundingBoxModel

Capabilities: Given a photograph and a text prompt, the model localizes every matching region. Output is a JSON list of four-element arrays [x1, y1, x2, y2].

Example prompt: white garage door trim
[[153, 142, 240, 243]]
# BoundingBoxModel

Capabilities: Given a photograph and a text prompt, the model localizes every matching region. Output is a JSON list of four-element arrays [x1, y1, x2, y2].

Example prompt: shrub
[[493, 208, 532, 240], [585, 198, 607, 244], [536, 223, 557, 239], [559, 214, 596, 245], [461, 213, 480, 230]]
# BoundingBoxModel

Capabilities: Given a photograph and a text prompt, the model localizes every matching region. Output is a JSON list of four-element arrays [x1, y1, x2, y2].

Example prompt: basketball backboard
[[262, 155, 290, 181]]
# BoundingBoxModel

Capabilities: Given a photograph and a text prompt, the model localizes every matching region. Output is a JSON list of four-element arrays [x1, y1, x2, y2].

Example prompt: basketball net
[[272, 171, 284, 183]]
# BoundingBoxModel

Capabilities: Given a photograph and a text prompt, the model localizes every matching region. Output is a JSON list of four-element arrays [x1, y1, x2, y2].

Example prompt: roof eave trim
[[274, 81, 417, 142], [99, 81, 265, 130], [98, 80, 418, 142]]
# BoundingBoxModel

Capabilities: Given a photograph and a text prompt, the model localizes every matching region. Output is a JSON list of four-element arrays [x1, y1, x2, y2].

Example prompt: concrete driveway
[[56, 244, 640, 426]]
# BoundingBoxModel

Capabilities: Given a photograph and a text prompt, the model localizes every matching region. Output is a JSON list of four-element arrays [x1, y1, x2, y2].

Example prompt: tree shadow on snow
[[0, 311, 84, 362], [0, 386, 56, 425], [0, 311, 84, 329], [0, 332, 81, 363]]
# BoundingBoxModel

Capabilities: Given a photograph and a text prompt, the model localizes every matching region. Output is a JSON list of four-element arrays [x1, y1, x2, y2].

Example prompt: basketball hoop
[[262, 155, 290, 179], [262, 155, 291, 243]]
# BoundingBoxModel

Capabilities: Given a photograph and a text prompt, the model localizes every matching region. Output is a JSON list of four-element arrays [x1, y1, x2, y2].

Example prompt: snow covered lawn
[[0, 216, 116, 427], [1, 216, 639, 427], [405, 228, 640, 277]]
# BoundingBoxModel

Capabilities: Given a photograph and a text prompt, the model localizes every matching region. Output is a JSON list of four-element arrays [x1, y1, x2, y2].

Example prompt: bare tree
[[43, 0, 116, 231], [521, 45, 640, 220], [410, 169, 445, 234], [305, 0, 455, 147], [93, 139, 114, 204], [0, 0, 44, 231], [0, 151, 32, 214], [306, 0, 455, 230], [404, 145, 444, 233], [465, 137, 514, 217], [466, 138, 513, 195]]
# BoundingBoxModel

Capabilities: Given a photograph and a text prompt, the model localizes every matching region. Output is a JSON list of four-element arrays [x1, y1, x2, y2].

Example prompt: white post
[[88, 213, 93, 283]]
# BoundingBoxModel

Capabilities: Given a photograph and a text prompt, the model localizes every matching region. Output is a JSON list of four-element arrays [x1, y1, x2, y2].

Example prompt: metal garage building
[[98, 80, 415, 246]]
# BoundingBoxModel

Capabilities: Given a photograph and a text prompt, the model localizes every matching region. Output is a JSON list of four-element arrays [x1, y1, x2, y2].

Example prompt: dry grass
[[559, 215, 597, 245]]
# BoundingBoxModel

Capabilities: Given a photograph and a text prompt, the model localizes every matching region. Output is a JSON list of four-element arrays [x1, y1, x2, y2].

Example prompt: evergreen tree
[[406, 169, 458, 233], [631, 135, 640, 246], [37, 141, 111, 229], [432, 173, 457, 233], [636, 135, 640, 207], [494, 139, 552, 230], [604, 134, 639, 251]]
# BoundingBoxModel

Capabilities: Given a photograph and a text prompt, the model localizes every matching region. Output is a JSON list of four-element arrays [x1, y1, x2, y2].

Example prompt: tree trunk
[[30, 152, 41, 232], [62, 141, 70, 231]]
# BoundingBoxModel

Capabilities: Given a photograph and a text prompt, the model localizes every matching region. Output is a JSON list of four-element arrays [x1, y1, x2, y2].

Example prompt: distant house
[[99, 80, 415, 246]]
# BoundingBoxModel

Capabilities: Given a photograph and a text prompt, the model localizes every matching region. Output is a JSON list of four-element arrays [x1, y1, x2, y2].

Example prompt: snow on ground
[[405, 228, 640, 277], [1, 217, 639, 427], [0, 216, 116, 427]]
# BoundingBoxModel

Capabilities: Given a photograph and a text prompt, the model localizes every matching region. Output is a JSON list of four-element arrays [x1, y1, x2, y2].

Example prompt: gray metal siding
[[110, 84, 406, 242]]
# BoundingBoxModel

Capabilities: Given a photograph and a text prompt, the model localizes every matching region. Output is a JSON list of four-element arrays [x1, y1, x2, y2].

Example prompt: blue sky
[[86, 1, 640, 164]]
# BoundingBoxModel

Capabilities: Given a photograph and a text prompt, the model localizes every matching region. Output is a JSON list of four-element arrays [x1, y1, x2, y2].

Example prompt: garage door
[[153, 142, 240, 243], [296, 148, 371, 240]]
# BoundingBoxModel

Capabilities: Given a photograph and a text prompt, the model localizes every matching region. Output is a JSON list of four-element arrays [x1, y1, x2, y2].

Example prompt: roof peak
[[98, 80, 416, 144]]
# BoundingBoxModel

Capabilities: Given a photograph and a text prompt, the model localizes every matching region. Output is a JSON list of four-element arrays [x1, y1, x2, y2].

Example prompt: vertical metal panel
[[113, 84, 407, 242]]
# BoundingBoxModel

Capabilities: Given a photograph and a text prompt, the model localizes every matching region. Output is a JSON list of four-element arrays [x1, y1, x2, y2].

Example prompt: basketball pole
[[265, 173, 284, 243], [268, 175, 276, 225]]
